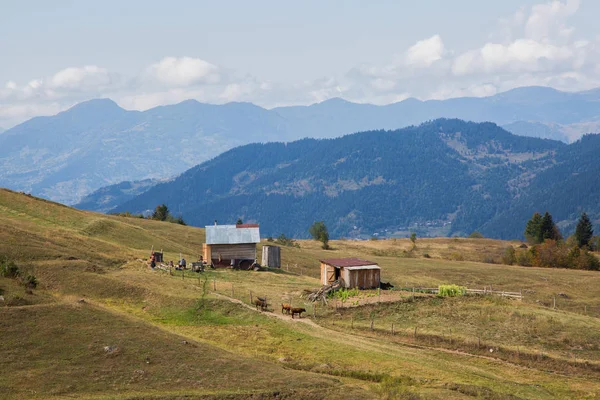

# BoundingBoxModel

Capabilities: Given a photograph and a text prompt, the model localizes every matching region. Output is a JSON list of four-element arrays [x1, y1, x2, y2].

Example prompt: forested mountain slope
[[3, 86, 600, 205], [115, 119, 578, 239]]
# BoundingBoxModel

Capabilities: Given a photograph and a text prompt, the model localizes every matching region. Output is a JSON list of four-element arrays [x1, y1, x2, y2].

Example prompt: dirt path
[[213, 292, 321, 327], [211, 292, 528, 367], [210, 291, 600, 383]]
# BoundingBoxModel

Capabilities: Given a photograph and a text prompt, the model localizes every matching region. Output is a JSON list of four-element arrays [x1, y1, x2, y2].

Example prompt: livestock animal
[[254, 298, 268, 311], [290, 307, 306, 319], [281, 303, 292, 314]]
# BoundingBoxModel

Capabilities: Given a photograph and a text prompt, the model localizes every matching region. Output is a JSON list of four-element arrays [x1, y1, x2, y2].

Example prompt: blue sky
[[1, 0, 599, 127]]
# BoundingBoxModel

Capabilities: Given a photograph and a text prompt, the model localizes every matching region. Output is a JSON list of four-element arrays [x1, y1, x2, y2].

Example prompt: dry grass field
[[2, 188, 600, 399]]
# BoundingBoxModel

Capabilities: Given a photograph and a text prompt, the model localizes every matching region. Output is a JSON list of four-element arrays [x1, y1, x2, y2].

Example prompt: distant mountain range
[[109, 119, 600, 240], [2, 85, 600, 205], [73, 178, 162, 213]]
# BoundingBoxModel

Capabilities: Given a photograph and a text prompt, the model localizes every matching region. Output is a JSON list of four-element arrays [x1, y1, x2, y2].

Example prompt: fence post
[[553, 296, 556, 309], [370, 318, 374, 332], [351, 315, 354, 329], [414, 326, 417, 338], [391, 323, 394, 335], [250, 291, 253, 304]]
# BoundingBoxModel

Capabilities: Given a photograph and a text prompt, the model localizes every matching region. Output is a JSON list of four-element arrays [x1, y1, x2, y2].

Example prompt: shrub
[[22, 274, 38, 289], [449, 252, 464, 261], [331, 288, 361, 302], [0, 258, 20, 278], [533, 240, 570, 269], [274, 234, 300, 248], [516, 249, 533, 266], [468, 231, 484, 239], [438, 284, 466, 297], [502, 246, 516, 265], [423, 253, 431, 258], [483, 256, 497, 264]]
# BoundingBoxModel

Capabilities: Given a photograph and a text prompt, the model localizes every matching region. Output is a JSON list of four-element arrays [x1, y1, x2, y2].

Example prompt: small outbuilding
[[203, 223, 260, 269], [320, 258, 381, 289], [262, 245, 281, 268]]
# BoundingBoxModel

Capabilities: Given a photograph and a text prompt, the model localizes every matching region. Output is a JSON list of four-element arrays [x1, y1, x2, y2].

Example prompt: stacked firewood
[[302, 280, 343, 303]]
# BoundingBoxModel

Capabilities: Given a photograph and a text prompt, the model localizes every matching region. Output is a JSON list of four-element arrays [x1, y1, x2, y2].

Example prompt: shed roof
[[320, 258, 378, 268], [345, 265, 381, 271], [205, 224, 260, 245]]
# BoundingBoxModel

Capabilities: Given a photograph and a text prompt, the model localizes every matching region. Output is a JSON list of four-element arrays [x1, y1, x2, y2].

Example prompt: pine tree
[[539, 211, 560, 242], [575, 212, 594, 248], [524, 212, 543, 244]]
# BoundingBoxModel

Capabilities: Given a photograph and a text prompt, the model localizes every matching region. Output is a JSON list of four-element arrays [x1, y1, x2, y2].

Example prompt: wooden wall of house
[[344, 268, 380, 289], [321, 263, 339, 285], [202, 244, 211, 263], [206, 243, 256, 262], [320, 263, 328, 285]]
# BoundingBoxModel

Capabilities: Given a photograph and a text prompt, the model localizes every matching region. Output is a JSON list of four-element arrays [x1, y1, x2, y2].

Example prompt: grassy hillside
[[2, 188, 600, 399]]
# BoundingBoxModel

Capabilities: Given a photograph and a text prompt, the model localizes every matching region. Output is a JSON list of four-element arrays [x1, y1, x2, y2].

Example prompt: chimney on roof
[[214, 220, 217, 226]]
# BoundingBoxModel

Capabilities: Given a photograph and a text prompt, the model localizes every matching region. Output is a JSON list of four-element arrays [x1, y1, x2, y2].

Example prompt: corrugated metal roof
[[206, 224, 260, 245], [345, 265, 381, 271], [319, 258, 378, 268]]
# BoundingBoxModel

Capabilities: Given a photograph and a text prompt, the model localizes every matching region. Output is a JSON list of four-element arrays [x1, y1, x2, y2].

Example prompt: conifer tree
[[540, 211, 560, 242], [524, 212, 543, 244], [575, 212, 594, 248]]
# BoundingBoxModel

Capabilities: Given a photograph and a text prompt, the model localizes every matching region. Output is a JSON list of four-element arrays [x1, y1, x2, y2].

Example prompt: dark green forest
[[112, 119, 599, 240]]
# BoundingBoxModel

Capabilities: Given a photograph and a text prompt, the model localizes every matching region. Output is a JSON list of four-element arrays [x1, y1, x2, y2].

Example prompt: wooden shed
[[203, 224, 260, 269], [320, 258, 381, 289], [262, 245, 281, 268]]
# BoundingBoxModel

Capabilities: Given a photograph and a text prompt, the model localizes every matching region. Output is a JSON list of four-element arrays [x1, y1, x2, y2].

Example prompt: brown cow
[[290, 307, 306, 319], [281, 303, 291, 314], [254, 298, 268, 311]]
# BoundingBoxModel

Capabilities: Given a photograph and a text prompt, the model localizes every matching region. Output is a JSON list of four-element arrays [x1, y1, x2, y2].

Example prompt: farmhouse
[[203, 223, 260, 269], [320, 258, 381, 289]]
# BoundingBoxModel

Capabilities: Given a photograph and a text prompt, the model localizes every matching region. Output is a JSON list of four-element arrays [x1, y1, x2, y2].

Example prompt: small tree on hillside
[[236, 218, 243, 225], [152, 204, 169, 221], [309, 221, 330, 250], [575, 212, 594, 248], [410, 232, 417, 249], [540, 211, 561, 242], [524, 212, 543, 244]]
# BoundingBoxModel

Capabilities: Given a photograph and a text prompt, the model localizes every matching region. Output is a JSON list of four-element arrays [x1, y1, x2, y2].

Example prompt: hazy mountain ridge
[[3, 86, 600, 204], [111, 119, 587, 240], [73, 178, 164, 213]]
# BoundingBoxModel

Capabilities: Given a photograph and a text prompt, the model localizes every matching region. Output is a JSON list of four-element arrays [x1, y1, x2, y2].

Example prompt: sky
[[1, 0, 599, 128]]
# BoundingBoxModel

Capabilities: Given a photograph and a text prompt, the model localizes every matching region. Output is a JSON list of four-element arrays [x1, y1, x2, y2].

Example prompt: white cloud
[[143, 56, 220, 87], [525, 0, 579, 41], [405, 35, 445, 67], [1, 1, 600, 129], [49, 66, 112, 91]]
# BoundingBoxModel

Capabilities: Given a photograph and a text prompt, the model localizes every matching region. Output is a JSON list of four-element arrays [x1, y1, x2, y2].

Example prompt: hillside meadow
[[2, 188, 600, 399]]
